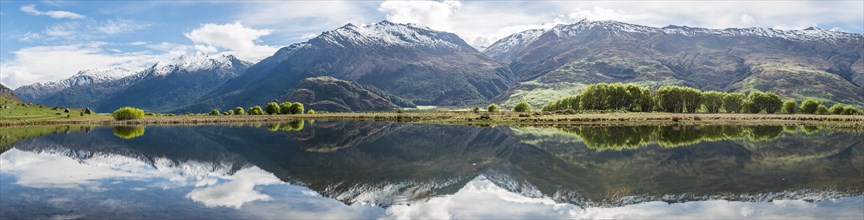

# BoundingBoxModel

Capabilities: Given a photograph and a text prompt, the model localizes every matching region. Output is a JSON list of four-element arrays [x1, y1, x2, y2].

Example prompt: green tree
[[487, 104, 500, 112], [800, 99, 820, 114], [265, 102, 281, 115], [637, 88, 654, 112], [815, 105, 829, 115], [209, 108, 220, 116], [723, 93, 745, 113], [763, 92, 782, 114], [656, 86, 685, 113], [681, 87, 703, 113], [513, 101, 532, 112], [781, 100, 798, 114], [279, 102, 293, 114], [308, 109, 315, 114], [234, 107, 245, 115], [226, 110, 234, 115], [285, 102, 304, 114], [702, 91, 725, 113], [248, 106, 264, 115], [112, 107, 145, 121], [746, 91, 766, 113], [829, 104, 845, 115], [842, 106, 859, 115]]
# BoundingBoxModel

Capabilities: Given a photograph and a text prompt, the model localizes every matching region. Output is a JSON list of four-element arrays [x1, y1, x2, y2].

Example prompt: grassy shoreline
[[2, 112, 862, 129]]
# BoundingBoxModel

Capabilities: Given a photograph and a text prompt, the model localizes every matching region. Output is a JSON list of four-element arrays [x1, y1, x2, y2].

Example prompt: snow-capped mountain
[[188, 20, 513, 112], [313, 21, 467, 51], [148, 52, 251, 77], [485, 20, 863, 62], [485, 19, 864, 108], [14, 67, 136, 101], [15, 53, 252, 112]]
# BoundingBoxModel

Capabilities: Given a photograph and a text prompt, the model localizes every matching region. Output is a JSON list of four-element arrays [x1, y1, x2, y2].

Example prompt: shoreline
[[2, 112, 862, 129]]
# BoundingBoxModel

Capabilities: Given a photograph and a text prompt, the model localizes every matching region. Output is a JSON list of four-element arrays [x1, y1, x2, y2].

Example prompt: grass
[[1, 110, 862, 131], [0, 97, 100, 121]]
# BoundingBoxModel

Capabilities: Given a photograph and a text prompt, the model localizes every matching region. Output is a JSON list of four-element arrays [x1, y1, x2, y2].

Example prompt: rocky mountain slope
[[186, 21, 513, 112], [282, 77, 415, 112], [0, 83, 19, 102], [486, 20, 864, 107]]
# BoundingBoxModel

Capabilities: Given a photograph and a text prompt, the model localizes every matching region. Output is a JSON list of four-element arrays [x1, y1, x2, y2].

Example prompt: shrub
[[842, 106, 859, 115], [279, 102, 292, 114], [265, 102, 281, 115], [512, 101, 532, 112], [248, 106, 264, 115], [723, 93, 745, 113], [829, 104, 845, 115], [226, 110, 234, 115], [815, 104, 829, 115], [209, 109, 220, 116], [84, 108, 93, 114], [781, 100, 798, 114], [702, 91, 725, 113], [112, 107, 145, 121], [234, 107, 245, 115], [286, 102, 304, 114], [800, 99, 820, 114], [472, 107, 480, 113], [487, 104, 500, 112], [308, 109, 315, 114]]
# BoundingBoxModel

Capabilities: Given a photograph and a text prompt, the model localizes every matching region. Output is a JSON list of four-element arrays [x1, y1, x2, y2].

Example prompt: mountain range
[[12, 20, 864, 112]]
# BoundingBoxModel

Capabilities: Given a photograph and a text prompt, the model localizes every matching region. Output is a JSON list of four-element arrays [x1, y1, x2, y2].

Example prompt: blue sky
[[1, 0, 862, 89]]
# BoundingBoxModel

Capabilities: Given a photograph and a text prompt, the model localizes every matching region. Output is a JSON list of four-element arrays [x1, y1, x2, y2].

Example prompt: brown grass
[[1, 112, 862, 129]]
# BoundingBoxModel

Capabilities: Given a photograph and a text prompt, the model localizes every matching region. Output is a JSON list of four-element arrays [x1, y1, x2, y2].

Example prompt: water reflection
[[0, 122, 861, 219], [113, 126, 145, 139]]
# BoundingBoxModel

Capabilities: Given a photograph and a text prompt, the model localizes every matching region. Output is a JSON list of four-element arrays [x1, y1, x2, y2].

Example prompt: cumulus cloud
[[19, 4, 85, 19], [185, 22, 280, 61], [0, 42, 166, 88], [378, 0, 462, 31]]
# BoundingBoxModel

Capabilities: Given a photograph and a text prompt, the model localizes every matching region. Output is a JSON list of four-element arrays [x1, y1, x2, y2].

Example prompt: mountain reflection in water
[[1, 121, 862, 219]]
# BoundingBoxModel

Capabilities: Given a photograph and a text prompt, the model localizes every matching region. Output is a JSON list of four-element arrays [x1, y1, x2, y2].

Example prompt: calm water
[[1, 121, 862, 219]]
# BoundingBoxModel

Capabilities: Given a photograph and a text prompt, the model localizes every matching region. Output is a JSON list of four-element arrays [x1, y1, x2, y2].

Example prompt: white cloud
[[42, 19, 152, 40], [186, 167, 282, 209], [19, 4, 85, 19], [17, 32, 42, 42], [378, 0, 462, 31], [184, 22, 280, 61], [0, 42, 165, 88]]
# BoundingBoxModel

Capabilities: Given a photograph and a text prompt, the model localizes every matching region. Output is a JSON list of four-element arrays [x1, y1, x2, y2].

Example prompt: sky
[[1, 0, 862, 89]]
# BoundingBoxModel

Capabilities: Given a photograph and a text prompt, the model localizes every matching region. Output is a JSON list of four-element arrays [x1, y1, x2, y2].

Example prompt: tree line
[[539, 83, 861, 115], [208, 102, 312, 116]]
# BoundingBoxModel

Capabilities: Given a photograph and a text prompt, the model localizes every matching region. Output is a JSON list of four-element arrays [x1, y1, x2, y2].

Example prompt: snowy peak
[[151, 52, 250, 76], [312, 20, 468, 51], [17, 67, 136, 94], [71, 67, 137, 84], [483, 29, 545, 61]]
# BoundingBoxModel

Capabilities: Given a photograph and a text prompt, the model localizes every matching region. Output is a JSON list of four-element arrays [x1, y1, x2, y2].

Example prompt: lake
[[1, 121, 862, 219]]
